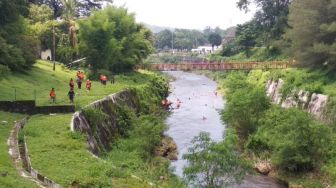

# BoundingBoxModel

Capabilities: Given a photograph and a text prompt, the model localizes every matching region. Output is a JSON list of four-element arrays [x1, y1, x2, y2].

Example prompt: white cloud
[[112, 0, 256, 30]]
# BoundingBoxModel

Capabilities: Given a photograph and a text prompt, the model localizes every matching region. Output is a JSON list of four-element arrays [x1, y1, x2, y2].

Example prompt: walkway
[[150, 61, 291, 71]]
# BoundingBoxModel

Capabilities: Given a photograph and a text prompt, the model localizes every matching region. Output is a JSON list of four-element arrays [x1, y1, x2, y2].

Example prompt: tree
[[183, 131, 247, 188], [79, 6, 153, 73], [61, 0, 78, 48], [208, 33, 222, 50], [237, 0, 291, 43], [28, 4, 53, 23], [0, 0, 38, 71], [28, 0, 112, 18], [286, 0, 336, 69], [235, 22, 258, 57], [155, 29, 173, 50]]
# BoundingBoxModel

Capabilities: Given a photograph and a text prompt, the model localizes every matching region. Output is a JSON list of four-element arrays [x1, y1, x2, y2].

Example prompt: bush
[[222, 72, 270, 138], [115, 105, 136, 137], [183, 131, 248, 187], [248, 107, 333, 172], [82, 107, 108, 132], [0, 64, 10, 80]]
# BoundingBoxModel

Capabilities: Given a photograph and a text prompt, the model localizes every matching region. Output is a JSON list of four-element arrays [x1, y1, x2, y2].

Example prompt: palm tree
[[61, 0, 77, 48]]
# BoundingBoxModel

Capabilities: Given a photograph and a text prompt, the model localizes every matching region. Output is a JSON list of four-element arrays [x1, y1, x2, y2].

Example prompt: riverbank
[[197, 69, 336, 188], [0, 61, 184, 187]]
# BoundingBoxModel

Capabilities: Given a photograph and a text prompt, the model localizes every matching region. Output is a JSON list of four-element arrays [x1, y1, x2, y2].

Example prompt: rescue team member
[[69, 78, 75, 90], [76, 77, 82, 89], [50, 88, 56, 103], [86, 79, 92, 91], [100, 74, 107, 86], [68, 88, 75, 103]]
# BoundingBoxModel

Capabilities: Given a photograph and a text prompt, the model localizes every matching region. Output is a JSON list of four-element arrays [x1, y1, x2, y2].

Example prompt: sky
[[111, 0, 257, 30]]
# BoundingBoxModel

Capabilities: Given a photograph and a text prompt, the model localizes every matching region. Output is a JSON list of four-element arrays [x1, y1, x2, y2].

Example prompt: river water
[[164, 71, 286, 188]]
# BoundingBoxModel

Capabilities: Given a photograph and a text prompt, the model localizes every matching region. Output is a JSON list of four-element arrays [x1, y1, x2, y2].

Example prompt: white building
[[41, 49, 52, 60], [191, 46, 220, 54]]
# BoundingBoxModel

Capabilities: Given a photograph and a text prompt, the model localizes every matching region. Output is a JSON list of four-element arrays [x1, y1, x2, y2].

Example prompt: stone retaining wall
[[71, 89, 139, 156]]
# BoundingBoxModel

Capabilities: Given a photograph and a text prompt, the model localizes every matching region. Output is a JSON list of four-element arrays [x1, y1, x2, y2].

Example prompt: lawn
[[0, 111, 38, 188], [24, 114, 183, 187], [0, 60, 154, 106]]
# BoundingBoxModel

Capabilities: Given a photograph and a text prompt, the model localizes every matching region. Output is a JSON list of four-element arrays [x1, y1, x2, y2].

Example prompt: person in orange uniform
[[49, 88, 56, 103], [86, 79, 92, 91], [76, 70, 81, 78], [101, 75, 107, 86]]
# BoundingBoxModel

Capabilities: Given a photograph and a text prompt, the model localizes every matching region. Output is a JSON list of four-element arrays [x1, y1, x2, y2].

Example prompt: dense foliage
[[219, 70, 335, 181], [247, 107, 333, 172], [223, 72, 270, 139], [28, 0, 112, 18], [286, 0, 336, 69], [0, 0, 38, 71], [79, 6, 153, 73]]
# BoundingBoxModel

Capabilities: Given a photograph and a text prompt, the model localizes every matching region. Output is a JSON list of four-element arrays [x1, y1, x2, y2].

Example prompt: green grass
[[24, 114, 184, 187], [0, 60, 154, 106], [0, 60, 183, 187], [0, 111, 38, 188]]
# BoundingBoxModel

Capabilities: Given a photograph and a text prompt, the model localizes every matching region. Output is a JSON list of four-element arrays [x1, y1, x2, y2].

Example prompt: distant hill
[[144, 24, 175, 33]]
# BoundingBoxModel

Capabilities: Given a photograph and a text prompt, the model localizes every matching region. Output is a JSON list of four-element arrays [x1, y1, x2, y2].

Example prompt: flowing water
[[164, 71, 286, 188]]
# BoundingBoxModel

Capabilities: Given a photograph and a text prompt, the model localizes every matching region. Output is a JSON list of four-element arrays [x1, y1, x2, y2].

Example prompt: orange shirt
[[50, 90, 56, 97], [102, 76, 107, 81], [86, 80, 91, 87]]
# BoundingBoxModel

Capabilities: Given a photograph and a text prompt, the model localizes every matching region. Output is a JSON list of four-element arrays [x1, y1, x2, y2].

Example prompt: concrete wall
[[0, 100, 75, 114]]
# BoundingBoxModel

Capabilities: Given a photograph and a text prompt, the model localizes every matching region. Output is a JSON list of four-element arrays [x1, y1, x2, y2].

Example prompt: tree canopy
[[0, 0, 38, 71], [286, 0, 336, 69], [79, 6, 153, 73], [208, 33, 222, 48]]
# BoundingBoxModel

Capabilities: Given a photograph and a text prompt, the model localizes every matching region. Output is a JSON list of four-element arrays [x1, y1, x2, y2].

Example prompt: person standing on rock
[[68, 88, 75, 103]]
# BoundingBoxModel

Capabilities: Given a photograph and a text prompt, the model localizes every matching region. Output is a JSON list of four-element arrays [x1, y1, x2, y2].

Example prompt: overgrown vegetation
[[21, 70, 184, 187], [207, 70, 336, 187]]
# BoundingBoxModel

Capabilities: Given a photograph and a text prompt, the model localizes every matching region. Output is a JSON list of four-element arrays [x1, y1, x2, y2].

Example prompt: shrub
[[0, 64, 10, 80], [183, 131, 248, 187], [248, 107, 333, 172], [82, 107, 108, 132]]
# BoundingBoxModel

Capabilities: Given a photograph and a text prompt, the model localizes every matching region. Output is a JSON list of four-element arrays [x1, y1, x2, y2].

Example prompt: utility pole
[[52, 24, 56, 71]]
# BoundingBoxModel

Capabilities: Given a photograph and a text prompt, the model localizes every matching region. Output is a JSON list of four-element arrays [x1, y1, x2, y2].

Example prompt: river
[[164, 71, 286, 188]]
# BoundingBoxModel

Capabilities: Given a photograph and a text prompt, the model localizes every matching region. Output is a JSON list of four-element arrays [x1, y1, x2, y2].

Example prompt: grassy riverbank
[[0, 111, 37, 188], [0, 60, 155, 106], [200, 69, 336, 187], [0, 60, 184, 187], [24, 113, 183, 187]]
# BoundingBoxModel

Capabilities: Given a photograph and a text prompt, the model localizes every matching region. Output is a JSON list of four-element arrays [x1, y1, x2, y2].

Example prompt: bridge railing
[[149, 61, 291, 71]]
